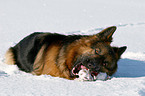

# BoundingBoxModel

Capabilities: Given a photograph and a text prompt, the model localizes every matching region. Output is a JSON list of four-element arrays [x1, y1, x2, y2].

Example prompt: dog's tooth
[[93, 76, 96, 80]]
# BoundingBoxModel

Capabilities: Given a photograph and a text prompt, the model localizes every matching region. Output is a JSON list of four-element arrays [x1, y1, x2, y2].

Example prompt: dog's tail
[[4, 47, 16, 65]]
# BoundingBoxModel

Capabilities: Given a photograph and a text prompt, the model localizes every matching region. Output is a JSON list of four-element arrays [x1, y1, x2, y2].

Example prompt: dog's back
[[4, 33, 44, 71], [4, 32, 72, 72]]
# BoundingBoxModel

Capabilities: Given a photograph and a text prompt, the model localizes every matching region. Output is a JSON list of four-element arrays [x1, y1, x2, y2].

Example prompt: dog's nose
[[87, 63, 100, 71], [87, 63, 95, 69], [87, 63, 99, 69]]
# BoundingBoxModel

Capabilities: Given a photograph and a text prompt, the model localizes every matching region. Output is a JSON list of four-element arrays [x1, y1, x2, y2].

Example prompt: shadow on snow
[[114, 59, 145, 78]]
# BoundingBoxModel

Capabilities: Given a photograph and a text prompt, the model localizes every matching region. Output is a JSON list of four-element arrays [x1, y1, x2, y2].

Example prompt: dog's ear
[[97, 26, 117, 42], [113, 46, 127, 59], [82, 26, 116, 45]]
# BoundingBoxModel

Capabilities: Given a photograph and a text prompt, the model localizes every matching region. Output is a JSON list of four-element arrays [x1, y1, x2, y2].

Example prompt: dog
[[4, 26, 127, 80]]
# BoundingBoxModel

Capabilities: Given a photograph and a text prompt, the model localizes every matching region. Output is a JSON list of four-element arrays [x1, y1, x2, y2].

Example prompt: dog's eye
[[95, 48, 100, 54], [103, 61, 108, 67]]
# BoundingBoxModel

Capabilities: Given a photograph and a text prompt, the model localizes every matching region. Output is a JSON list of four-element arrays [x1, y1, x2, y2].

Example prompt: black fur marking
[[12, 32, 84, 72]]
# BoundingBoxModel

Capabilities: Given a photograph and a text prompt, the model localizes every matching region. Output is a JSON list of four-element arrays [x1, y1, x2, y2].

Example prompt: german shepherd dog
[[5, 26, 127, 80]]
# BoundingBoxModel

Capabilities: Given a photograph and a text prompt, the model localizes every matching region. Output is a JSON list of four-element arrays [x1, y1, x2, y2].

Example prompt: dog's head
[[69, 26, 127, 79]]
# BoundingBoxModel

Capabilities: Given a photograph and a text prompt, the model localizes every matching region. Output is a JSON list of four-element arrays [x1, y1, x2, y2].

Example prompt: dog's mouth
[[72, 63, 99, 80]]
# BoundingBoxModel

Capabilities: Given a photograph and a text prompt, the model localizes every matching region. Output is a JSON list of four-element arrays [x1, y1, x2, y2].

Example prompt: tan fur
[[31, 44, 47, 75], [32, 44, 72, 79], [57, 47, 71, 79], [4, 48, 15, 65], [42, 45, 61, 75], [43, 45, 71, 79]]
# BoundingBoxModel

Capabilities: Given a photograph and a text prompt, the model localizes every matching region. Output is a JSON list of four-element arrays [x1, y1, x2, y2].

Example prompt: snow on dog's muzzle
[[72, 64, 110, 81], [75, 69, 110, 81], [77, 69, 93, 81]]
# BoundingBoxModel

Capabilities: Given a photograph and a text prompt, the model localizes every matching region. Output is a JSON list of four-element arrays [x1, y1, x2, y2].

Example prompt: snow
[[0, 0, 145, 96]]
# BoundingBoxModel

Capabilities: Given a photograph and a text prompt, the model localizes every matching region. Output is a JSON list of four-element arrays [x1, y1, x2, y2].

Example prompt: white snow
[[0, 0, 145, 96]]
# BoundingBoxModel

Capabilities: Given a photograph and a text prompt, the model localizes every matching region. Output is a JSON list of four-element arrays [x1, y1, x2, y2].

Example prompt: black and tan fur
[[5, 26, 127, 80]]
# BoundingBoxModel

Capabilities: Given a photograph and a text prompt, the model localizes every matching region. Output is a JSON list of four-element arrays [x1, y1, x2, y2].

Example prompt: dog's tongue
[[81, 65, 88, 70]]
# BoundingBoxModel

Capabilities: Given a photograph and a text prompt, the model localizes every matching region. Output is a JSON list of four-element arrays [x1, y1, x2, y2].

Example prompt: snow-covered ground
[[0, 0, 145, 96]]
